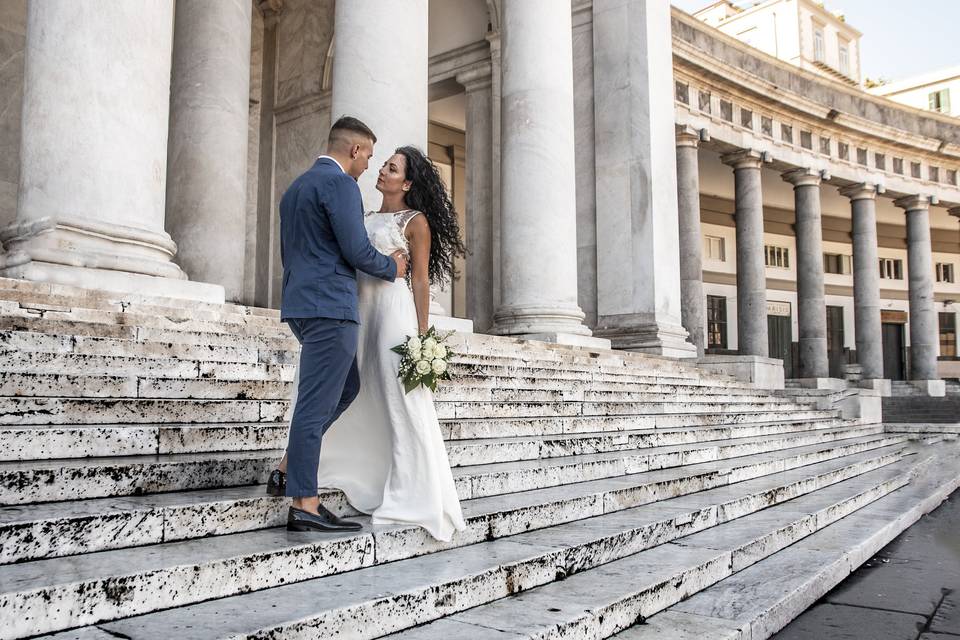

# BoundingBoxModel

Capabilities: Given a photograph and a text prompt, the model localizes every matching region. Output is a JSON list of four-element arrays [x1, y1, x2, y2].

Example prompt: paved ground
[[773, 490, 960, 639]]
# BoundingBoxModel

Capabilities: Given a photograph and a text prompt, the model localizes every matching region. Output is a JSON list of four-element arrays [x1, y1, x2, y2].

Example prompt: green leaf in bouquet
[[403, 374, 420, 394]]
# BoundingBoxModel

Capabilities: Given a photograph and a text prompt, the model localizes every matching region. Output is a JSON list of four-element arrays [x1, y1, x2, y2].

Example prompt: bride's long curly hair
[[396, 145, 467, 287]]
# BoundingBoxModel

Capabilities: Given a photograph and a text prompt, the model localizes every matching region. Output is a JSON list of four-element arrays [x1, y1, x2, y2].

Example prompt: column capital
[[455, 62, 493, 92], [893, 194, 931, 211], [720, 149, 764, 170], [781, 167, 822, 188], [675, 124, 701, 148], [839, 182, 882, 201]]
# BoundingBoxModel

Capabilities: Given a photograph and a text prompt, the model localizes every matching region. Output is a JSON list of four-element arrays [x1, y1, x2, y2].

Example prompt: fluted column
[[783, 168, 828, 378], [1, 0, 222, 302], [492, 0, 597, 342], [722, 150, 768, 357], [166, 0, 252, 302], [457, 63, 495, 333], [676, 126, 706, 357], [840, 183, 884, 381], [331, 0, 427, 208], [895, 195, 940, 381]]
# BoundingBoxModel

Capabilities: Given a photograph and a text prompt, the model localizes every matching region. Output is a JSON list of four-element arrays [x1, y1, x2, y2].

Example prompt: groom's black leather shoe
[[265, 469, 286, 496], [287, 505, 363, 532]]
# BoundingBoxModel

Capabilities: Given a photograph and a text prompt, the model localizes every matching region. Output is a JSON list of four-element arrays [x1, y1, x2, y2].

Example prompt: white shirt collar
[[318, 155, 344, 174]]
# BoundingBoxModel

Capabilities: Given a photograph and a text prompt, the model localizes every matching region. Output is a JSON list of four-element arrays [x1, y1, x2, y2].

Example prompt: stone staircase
[[0, 278, 956, 639]]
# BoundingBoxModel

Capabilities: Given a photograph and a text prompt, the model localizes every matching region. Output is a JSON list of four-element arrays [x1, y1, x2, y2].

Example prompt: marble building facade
[[0, 0, 959, 390]]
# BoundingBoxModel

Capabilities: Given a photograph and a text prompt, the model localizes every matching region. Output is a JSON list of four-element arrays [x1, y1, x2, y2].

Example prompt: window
[[838, 39, 850, 75], [781, 124, 793, 144], [765, 245, 790, 269], [941, 313, 957, 358], [879, 258, 903, 280], [740, 108, 753, 129], [820, 136, 831, 155], [857, 148, 868, 166], [720, 99, 733, 122], [948, 169, 958, 186], [936, 263, 955, 283], [911, 161, 922, 178], [698, 90, 712, 113], [893, 157, 904, 175], [838, 142, 849, 160], [930, 166, 940, 182], [929, 89, 951, 114], [813, 25, 825, 62], [676, 81, 689, 104], [705, 235, 726, 261], [874, 153, 886, 171], [761, 115, 773, 136], [707, 295, 728, 350], [823, 253, 852, 275], [800, 131, 813, 149]]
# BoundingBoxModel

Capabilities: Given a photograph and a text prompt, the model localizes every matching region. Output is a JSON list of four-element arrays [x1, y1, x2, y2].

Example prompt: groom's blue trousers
[[284, 317, 360, 497]]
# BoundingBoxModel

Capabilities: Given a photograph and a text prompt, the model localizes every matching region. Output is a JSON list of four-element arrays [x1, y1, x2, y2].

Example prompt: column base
[[696, 354, 785, 390], [513, 332, 612, 349], [906, 379, 946, 397], [593, 316, 697, 358], [858, 378, 892, 397], [2, 259, 225, 304], [789, 377, 849, 391], [492, 304, 593, 338]]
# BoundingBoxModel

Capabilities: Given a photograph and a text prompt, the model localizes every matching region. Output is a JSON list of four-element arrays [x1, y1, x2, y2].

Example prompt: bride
[[271, 146, 467, 542]]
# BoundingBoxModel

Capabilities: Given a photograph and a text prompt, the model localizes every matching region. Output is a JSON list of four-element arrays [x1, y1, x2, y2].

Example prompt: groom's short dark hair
[[329, 116, 377, 145]]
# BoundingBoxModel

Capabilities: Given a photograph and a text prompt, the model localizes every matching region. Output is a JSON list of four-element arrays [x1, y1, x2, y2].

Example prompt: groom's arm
[[323, 175, 398, 281]]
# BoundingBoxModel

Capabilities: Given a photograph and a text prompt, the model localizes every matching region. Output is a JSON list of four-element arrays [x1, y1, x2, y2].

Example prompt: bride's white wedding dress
[[289, 209, 466, 542]]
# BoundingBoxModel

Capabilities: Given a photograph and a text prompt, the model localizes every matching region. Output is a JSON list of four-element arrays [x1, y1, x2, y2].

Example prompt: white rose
[[421, 345, 435, 361], [409, 346, 421, 360], [432, 358, 447, 374], [406, 336, 422, 352], [423, 337, 438, 351], [433, 344, 447, 359], [416, 359, 432, 375]]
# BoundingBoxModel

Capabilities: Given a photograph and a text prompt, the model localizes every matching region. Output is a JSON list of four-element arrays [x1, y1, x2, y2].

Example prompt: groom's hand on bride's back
[[391, 251, 409, 279]]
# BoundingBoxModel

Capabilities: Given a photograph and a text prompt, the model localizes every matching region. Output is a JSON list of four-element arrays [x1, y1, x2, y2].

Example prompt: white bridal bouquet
[[391, 326, 455, 393]]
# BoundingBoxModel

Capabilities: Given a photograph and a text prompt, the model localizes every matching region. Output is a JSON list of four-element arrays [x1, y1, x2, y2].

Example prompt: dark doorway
[[882, 322, 905, 380], [826, 306, 846, 378], [768, 314, 794, 378]]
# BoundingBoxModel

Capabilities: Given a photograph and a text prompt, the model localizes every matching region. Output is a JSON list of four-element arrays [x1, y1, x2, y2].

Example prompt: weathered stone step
[[443, 409, 840, 440], [0, 438, 904, 564], [0, 372, 790, 405], [0, 426, 886, 505], [26, 449, 916, 640], [624, 443, 960, 640], [0, 396, 287, 426], [0, 412, 846, 462]]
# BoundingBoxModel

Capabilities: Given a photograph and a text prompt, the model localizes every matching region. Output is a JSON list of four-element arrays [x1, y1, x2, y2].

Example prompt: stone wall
[[0, 0, 25, 231]]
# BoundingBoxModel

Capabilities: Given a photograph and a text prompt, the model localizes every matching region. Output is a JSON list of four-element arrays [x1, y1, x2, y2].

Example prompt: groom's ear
[[349, 143, 360, 159]]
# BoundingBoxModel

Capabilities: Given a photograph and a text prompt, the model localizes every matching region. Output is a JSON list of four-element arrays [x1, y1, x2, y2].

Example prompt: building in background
[[870, 67, 960, 117]]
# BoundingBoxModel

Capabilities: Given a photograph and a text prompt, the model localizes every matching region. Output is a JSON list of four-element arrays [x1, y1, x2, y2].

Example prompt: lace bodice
[[364, 210, 421, 255]]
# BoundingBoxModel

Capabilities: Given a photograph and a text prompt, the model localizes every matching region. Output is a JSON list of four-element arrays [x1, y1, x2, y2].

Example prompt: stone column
[[457, 63, 495, 333], [166, 0, 252, 302], [591, 0, 694, 356], [783, 168, 829, 379], [895, 195, 941, 382], [330, 0, 427, 208], [675, 126, 706, 357], [839, 183, 884, 384], [722, 150, 768, 357], [1, 0, 222, 302], [492, 0, 600, 344]]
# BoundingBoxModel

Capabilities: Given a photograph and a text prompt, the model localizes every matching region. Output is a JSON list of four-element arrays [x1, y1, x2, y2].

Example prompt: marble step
[[444, 409, 839, 439], [622, 442, 960, 640], [0, 372, 792, 405], [0, 425, 886, 505], [0, 412, 846, 462], [27, 447, 917, 640], [0, 438, 905, 565]]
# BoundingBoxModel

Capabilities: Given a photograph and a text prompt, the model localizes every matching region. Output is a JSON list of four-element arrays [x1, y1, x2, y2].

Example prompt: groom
[[276, 116, 407, 532]]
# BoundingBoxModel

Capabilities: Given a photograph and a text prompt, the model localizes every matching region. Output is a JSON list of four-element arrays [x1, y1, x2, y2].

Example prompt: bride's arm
[[406, 215, 432, 335]]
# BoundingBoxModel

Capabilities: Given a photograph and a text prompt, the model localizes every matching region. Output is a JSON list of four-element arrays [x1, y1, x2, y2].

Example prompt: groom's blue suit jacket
[[279, 157, 397, 323]]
